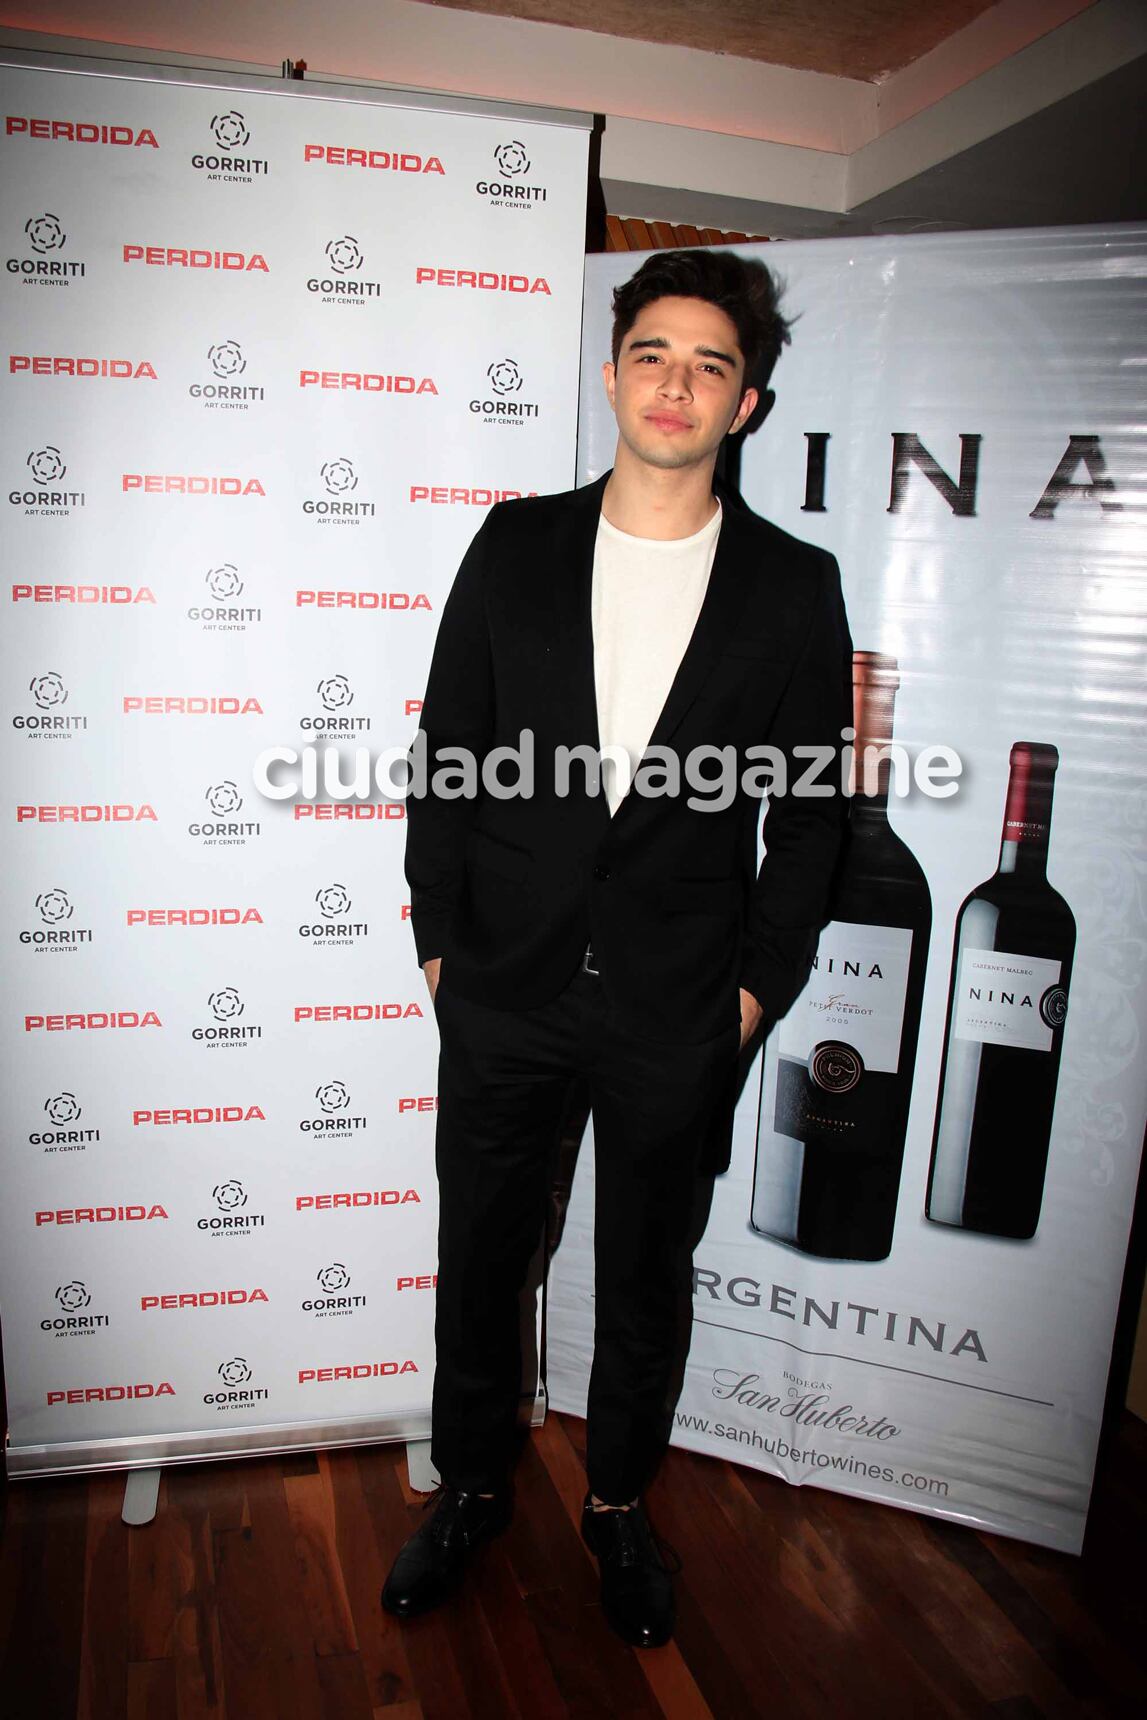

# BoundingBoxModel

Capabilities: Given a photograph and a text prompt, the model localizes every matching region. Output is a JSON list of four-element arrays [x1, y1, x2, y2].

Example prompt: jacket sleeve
[[403, 509, 498, 967], [739, 550, 852, 1022]]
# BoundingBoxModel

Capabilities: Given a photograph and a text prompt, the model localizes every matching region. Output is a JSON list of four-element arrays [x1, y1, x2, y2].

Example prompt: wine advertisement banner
[[547, 227, 1147, 1553], [0, 55, 588, 1475]]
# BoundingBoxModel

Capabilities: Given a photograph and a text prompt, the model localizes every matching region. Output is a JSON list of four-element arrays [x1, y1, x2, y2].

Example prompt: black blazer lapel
[[550, 470, 609, 753], [640, 498, 759, 755]]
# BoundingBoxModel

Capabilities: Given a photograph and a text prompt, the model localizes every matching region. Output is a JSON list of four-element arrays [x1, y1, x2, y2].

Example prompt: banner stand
[[0, 47, 589, 1481]]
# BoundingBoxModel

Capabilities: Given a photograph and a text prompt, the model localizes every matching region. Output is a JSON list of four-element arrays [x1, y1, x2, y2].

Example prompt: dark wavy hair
[[610, 249, 792, 388]]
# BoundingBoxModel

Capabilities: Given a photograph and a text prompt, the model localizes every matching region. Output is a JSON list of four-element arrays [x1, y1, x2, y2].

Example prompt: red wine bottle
[[926, 742, 1074, 1240], [751, 652, 932, 1261]]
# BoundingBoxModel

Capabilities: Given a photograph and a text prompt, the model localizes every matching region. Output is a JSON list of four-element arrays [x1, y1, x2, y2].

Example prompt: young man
[[383, 249, 852, 1646]]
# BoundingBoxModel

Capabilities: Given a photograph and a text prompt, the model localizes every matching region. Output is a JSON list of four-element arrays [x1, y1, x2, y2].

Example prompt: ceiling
[[602, 48, 1147, 236], [1, 0, 1138, 238], [412, 0, 1039, 81]]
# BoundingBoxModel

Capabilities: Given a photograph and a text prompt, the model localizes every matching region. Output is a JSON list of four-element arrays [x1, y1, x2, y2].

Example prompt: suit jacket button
[[593, 865, 611, 881]]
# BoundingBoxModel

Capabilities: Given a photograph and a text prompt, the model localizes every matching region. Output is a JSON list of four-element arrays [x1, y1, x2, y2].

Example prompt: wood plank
[[604, 215, 628, 253], [440, 1576, 524, 1719], [328, 1448, 417, 1711], [214, 1459, 328, 1720], [632, 1638, 715, 1720], [168, 1461, 228, 1720], [925, 1520, 1115, 1714], [79, 1471, 130, 1720], [524, 1584, 662, 1718], [647, 1451, 817, 1718], [540, 1417, 714, 1720], [473, 1537, 568, 1719], [314, 1649, 375, 1720], [129, 1470, 177, 1662], [354, 1451, 473, 1720], [621, 218, 654, 252], [282, 1462, 359, 1656], [127, 1657, 178, 1720], [501, 1433, 597, 1606], [3, 1475, 87, 1720]]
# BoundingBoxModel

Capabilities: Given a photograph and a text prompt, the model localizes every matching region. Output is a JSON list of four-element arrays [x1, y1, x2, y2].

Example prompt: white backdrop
[[548, 228, 1147, 1553], [0, 54, 588, 1475]]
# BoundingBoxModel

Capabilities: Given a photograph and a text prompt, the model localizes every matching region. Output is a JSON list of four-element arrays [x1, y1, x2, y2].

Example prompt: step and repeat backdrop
[[550, 228, 1147, 1552], [0, 54, 588, 1475]]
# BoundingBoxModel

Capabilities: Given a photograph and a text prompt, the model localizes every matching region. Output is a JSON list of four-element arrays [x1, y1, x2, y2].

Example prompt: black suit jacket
[[405, 469, 852, 1051]]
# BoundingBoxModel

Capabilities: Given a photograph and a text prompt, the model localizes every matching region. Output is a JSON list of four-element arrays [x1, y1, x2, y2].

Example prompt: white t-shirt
[[591, 501, 723, 815]]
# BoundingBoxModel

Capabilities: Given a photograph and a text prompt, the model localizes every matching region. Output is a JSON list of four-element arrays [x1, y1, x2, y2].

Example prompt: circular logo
[[315, 883, 352, 919], [218, 1357, 252, 1386], [317, 1263, 350, 1293], [29, 670, 68, 709], [209, 986, 244, 1022], [211, 111, 250, 151], [316, 1079, 350, 1113], [36, 887, 73, 924], [27, 446, 66, 484], [207, 781, 243, 816], [208, 339, 246, 379], [320, 457, 357, 496], [317, 674, 353, 711], [325, 235, 363, 275], [25, 213, 65, 254], [214, 1180, 247, 1212], [808, 1040, 864, 1094], [206, 563, 243, 600], [45, 1092, 81, 1125], [1039, 985, 1068, 1029], [487, 359, 522, 396], [494, 140, 530, 177], [56, 1281, 90, 1312]]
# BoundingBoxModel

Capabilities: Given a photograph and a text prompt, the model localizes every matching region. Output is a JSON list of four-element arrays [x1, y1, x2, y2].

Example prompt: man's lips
[[644, 412, 692, 432]]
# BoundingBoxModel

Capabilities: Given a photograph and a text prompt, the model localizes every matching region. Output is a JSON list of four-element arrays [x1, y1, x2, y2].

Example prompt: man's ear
[[729, 385, 760, 436], [602, 359, 617, 411], [735, 387, 775, 438]]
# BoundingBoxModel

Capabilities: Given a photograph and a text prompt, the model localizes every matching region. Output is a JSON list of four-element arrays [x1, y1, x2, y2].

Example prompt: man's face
[[603, 295, 758, 473]]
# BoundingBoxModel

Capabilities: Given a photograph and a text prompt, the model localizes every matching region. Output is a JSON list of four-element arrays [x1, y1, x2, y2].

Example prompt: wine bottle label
[[779, 920, 913, 1074], [953, 948, 1065, 1052], [773, 921, 913, 1145]]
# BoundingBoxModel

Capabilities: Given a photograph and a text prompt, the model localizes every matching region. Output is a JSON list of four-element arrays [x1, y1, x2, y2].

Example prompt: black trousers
[[430, 958, 740, 1505]]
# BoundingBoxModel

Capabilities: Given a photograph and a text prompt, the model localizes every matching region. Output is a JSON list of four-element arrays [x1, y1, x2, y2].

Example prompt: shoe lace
[[421, 1485, 494, 1551], [422, 1485, 467, 1548], [598, 1506, 682, 1575]]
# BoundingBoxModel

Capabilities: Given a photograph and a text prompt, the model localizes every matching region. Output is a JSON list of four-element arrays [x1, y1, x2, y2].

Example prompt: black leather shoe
[[581, 1493, 676, 1648], [381, 1485, 511, 1618]]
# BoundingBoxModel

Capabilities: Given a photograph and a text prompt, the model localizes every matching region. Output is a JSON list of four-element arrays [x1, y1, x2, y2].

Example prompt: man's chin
[[622, 431, 714, 473]]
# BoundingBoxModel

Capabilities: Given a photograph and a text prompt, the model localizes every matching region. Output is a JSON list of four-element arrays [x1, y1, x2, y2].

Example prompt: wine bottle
[[926, 742, 1074, 1240], [751, 652, 932, 1261]]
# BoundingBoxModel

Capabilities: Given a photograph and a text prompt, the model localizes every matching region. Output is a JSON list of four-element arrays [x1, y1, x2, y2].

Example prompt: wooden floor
[[1, 1408, 1144, 1720]]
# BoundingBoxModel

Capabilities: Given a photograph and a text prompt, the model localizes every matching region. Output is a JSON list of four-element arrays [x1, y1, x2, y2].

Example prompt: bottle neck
[[997, 835, 1048, 878], [850, 786, 890, 825], [999, 745, 1056, 878]]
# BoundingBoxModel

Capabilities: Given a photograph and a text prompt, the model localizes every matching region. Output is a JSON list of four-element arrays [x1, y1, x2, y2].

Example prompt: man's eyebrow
[[626, 335, 738, 367], [696, 344, 738, 367]]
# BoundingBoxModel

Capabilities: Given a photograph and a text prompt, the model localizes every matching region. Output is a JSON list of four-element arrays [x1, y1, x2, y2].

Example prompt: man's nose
[[657, 363, 692, 400]]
